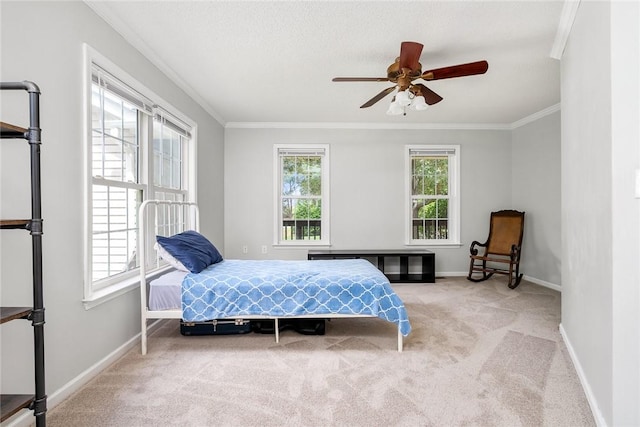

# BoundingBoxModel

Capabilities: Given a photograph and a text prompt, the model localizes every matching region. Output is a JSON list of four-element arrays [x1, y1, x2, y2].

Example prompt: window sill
[[405, 242, 463, 249], [273, 243, 332, 248], [82, 275, 140, 310]]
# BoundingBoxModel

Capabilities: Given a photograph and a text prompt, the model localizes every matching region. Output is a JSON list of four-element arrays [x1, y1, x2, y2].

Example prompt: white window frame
[[82, 44, 197, 308], [405, 145, 460, 246], [152, 106, 192, 202], [273, 144, 330, 246]]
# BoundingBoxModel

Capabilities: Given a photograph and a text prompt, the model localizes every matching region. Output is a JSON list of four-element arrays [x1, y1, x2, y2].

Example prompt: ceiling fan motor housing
[[387, 60, 422, 88]]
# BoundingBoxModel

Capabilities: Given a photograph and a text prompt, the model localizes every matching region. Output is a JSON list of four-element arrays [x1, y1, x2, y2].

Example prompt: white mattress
[[148, 270, 186, 310]]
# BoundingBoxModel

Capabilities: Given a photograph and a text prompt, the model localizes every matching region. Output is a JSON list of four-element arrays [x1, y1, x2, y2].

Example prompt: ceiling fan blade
[[332, 77, 390, 82], [414, 83, 443, 105], [360, 86, 397, 108], [421, 60, 489, 80], [399, 41, 423, 72]]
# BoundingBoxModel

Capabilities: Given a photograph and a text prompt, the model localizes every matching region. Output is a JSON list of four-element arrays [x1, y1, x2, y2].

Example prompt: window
[[406, 145, 460, 245], [90, 67, 148, 286], [153, 107, 190, 203], [274, 145, 330, 245], [85, 48, 194, 305]]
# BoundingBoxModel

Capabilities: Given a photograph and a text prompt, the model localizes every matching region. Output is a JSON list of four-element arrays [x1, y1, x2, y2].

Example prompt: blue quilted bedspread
[[181, 259, 411, 336]]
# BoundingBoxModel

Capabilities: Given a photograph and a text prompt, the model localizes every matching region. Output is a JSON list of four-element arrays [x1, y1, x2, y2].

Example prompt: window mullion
[[143, 112, 152, 196], [100, 88, 106, 178], [120, 104, 125, 185], [106, 186, 111, 277], [126, 188, 133, 271]]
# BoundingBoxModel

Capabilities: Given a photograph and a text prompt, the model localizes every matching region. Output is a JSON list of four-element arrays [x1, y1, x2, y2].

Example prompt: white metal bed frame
[[139, 200, 404, 354]]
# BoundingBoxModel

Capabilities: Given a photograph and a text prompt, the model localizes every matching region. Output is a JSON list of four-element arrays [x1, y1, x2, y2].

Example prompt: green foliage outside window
[[281, 154, 323, 240], [411, 155, 450, 240], [417, 199, 448, 219], [293, 200, 321, 219], [412, 157, 448, 196], [282, 156, 321, 196]]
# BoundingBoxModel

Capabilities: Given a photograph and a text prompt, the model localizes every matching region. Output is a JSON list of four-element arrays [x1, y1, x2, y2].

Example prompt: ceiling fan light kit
[[395, 89, 412, 107], [412, 95, 428, 111], [332, 41, 488, 116], [386, 90, 429, 116], [386, 98, 405, 116]]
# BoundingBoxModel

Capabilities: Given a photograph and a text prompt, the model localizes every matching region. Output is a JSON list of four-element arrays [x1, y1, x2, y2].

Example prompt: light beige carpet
[[46, 277, 595, 426]]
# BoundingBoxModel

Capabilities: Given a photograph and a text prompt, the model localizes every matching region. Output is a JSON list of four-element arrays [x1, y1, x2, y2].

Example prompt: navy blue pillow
[[156, 230, 223, 273]]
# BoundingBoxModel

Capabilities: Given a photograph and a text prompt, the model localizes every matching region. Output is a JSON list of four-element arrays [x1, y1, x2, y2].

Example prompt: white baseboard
[[559, 324, 607, 427], [435, 271, 468, 277], [436, 271, 562, 292], [2, 320, 165, 427], [523, 275, 562, 292]]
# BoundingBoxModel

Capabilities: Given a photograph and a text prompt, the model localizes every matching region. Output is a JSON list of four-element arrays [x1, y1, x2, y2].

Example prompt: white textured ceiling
[[86, 1, 563, 126]]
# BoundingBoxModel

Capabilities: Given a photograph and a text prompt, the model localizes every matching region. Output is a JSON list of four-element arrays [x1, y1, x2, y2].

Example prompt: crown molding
[[510, 103, 561, 129], [84, 1, 226, 126], [550, 0, 581, 60], [225, 103, 561, 130], [225, 121, 512, 130]]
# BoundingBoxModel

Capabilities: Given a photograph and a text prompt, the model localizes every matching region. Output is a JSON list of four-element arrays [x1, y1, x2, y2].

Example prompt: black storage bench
[[307, 249, 435, 283]]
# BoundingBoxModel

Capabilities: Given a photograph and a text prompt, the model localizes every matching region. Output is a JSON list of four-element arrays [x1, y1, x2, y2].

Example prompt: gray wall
[[224, 126, 543, 274], [0, 0, 224, 398], [0, 0, 569, 419], [512, 111, 561, 285], [561, 1, 640, 425]]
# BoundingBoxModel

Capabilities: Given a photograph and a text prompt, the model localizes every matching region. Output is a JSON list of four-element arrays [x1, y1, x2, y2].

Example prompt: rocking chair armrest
[[470, 240, 487, 256]]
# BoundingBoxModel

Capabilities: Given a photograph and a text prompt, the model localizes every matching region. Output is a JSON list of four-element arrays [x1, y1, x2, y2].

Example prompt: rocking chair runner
[[467, 210, 525, 289]]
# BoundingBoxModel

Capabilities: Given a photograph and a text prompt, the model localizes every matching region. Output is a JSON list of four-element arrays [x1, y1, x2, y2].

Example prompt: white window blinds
[[154, 106, 192, 138], [277, 147, 326, 157], [409, 148, 456, 157], [91, 64, 153, 115]]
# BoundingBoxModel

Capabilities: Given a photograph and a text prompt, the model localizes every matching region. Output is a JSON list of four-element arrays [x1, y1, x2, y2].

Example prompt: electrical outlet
[[242, 245, 248, 254], [261, 245, 268, 254]]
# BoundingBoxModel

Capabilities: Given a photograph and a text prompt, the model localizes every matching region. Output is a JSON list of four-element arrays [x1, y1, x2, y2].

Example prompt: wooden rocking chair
[[467, 210, 525, 289]]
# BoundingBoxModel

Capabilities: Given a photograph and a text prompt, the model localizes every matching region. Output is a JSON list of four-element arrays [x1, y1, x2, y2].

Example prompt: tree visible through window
[[407, 146, 460, 244], [276, 146, 329, 244], [412, 155, 449, 239]]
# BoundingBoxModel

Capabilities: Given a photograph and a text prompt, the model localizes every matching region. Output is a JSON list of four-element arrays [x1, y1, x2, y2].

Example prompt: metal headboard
[[138, 199, 199, 275]]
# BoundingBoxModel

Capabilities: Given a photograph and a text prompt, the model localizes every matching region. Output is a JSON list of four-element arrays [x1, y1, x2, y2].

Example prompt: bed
[[139, 200, 411, 354]]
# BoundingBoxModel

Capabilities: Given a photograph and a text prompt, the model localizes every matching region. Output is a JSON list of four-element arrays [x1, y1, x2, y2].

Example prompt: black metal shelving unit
[[1, 81, 46, 426], [308, 249, 436, 283]]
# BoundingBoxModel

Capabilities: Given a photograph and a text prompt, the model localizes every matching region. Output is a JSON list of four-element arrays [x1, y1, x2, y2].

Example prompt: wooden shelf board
[[0, 394, 34, 422], [0, 121, 27, 138], [0, 219, 30, 229], [1, 307, 31, 324]]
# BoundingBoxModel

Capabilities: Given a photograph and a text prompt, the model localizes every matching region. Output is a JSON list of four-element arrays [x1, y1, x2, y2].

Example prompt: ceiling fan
[[332, 41, 488, 114]]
